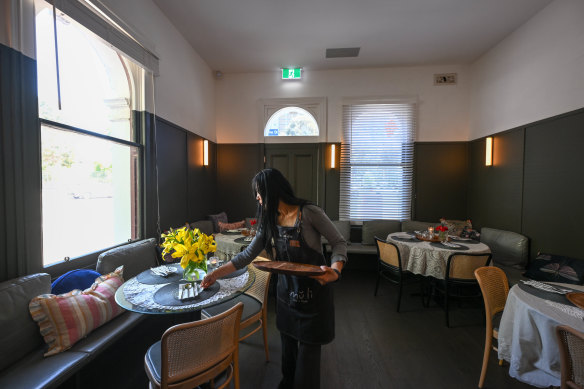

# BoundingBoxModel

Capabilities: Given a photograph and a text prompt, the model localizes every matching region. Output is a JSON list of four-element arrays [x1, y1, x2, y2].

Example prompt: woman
[[201, 168, 347, 389]]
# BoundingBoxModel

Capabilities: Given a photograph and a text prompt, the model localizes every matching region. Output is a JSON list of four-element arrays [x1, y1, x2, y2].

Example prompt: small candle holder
[[428, 227, 434, 237]]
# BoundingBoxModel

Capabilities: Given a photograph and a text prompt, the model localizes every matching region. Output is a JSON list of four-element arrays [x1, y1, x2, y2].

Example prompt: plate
[[415, 234, 450, 243], [253, 261, 326, 276], [566, 292, 584, 309]]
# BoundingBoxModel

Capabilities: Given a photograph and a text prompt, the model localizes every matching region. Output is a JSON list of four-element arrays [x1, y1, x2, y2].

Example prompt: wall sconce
[[330, 144, 336, 169], [203, 140, 209, 166], [485, 136, 493, 166]]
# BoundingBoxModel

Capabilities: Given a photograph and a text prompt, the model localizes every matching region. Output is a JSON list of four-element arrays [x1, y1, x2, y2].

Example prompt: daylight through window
[[339, 101, 416, 221], [36, 0, 142, 266]]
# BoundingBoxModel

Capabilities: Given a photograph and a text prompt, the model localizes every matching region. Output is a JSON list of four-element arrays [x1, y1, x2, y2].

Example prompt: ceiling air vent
[[326, 47, 360, 58]]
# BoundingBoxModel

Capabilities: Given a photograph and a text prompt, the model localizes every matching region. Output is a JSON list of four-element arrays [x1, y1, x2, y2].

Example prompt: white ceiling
[[153, 0, 553, 74]]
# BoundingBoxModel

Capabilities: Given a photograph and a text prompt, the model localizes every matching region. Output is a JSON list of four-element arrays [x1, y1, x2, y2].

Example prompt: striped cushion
[[29, 267, 124, 356]]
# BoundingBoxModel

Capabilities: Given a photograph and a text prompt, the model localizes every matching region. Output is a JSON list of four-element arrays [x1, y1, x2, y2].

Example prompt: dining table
[[497, 281, 584, 388], [115, 262, 255, 318], [386, 231, 491, 279]]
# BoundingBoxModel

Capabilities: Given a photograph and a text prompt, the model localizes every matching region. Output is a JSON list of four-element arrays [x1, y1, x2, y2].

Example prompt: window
[[340, 100, 416, 221], [264, 107, 319, 137], [260, 97, 327, 143], [35, 0, 145, 266]]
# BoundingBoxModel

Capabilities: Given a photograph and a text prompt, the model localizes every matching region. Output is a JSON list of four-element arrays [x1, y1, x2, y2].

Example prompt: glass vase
[[439, 231, 448, 242], [182, 261, 207, 282]]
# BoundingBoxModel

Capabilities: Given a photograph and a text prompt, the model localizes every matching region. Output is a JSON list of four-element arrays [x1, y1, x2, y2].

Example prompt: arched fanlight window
[[263, 106, 319, 137]]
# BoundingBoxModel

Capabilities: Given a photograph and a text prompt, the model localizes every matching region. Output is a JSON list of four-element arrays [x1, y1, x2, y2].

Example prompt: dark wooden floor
[[72, 267, 540, 389], [237, 269, 536, 389]]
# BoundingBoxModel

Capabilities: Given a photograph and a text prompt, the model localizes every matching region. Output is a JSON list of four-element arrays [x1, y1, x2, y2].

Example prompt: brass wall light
[[330, 144, 336, 169], [203, 140, 209, 166], [485, 137, 493, 166]]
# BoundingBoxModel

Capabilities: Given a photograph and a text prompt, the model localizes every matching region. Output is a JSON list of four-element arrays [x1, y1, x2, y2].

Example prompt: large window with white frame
[[35, 0, 147, 267], [339, 99, 416, 221]]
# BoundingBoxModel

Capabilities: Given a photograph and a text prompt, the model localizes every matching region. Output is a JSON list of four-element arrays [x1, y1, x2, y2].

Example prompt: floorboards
[[237, 269, 536, 389]]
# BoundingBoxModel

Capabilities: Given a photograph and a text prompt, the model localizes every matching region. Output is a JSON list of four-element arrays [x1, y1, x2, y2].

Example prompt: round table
[[214, 232, 253, 261], [386, 232, 491, 279], [498, 282, 584, 388], [115, 263, 255, 315]]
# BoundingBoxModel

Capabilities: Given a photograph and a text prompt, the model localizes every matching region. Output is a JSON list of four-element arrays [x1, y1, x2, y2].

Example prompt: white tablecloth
[[386, 232, 491, 279], [498, 283, 584, 387], [214, 233, 252, 261]]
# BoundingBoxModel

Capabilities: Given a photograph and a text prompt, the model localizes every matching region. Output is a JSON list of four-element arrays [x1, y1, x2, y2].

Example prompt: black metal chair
[[432, 252, 492, 327], [374, 237, 424, 312]]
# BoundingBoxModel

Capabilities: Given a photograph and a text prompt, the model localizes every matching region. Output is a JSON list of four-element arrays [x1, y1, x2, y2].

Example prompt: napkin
[[441, 241, 461, 248], [151, 265, 176, 277], [521, 280, 572, 295]]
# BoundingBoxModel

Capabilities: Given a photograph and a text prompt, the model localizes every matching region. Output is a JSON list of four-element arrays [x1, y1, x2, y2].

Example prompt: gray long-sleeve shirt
[[230, 205, 348, 270]]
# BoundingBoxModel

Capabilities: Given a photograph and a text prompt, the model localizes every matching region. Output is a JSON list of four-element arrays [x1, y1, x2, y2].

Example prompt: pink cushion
[[29, 267, 124, 356], [218, 220, 245, 232]]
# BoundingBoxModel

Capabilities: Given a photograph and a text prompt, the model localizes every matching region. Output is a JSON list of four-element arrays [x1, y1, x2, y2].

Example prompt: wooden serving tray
[[415, 234, 450, 243], [566, 292, 584, 310], [253, 261, 325, 276]]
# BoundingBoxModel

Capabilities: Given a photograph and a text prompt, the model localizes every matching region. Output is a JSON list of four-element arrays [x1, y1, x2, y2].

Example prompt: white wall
[[469, 0, 584, 139], [100, 0, 216, 141], [215, 65, 471, 143]]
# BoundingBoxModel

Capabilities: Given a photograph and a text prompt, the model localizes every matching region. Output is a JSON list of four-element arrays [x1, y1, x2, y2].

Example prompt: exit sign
[[282, 68, 302, 79]]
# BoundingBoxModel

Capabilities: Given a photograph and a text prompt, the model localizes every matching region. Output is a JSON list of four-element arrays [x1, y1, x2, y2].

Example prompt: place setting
[[391, 233, 423, 243], [136, 264, 183, 284], [429, 241, 470, 250], [519, 280, 584, 309]]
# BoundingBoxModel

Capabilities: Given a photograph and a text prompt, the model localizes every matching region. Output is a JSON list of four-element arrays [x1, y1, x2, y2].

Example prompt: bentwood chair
[[556, 325, 584, 389], [144, 302, 243, 389], [202, 257, 272, 361], [474, 266, 509, 389], [433, 253, 492, 327], [374, 237, 424, 312]]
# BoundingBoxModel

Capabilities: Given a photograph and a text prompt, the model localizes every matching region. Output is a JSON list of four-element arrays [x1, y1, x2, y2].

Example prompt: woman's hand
[[200, 271, 218, 289], [201, 261, 237, 288], [311, 266, 340, 285]]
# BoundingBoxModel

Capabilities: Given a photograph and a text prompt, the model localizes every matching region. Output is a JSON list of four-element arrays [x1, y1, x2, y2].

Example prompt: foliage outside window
[[36, 0, 142, 266]]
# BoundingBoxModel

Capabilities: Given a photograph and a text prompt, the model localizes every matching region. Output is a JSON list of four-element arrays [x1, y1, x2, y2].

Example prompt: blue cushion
[[51, 269, 101, 294]]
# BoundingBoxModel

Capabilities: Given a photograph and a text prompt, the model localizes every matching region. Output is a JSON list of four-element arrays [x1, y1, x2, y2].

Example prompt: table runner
[[123, 272, 249, 311]]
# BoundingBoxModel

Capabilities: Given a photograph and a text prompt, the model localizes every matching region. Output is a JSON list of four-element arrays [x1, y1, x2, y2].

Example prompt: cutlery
[[521, 280, 572, 294]]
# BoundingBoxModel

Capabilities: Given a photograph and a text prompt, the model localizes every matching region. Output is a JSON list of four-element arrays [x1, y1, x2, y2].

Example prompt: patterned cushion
[[208, 212, 228, 233], [29, 267, 125, 356], [51, 269, 102, 295], [524, 253, 584, 285], [218, 220, 245, 232]]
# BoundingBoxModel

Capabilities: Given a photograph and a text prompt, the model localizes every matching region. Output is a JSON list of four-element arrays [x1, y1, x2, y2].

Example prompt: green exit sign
[[282, 68, 302, 79]]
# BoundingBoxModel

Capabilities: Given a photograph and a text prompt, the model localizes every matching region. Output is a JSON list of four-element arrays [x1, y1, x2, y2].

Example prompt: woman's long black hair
[[252, 168, 308, 259]]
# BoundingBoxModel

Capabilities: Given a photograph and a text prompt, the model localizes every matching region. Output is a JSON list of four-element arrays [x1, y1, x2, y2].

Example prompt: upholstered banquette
[[0, 238, 163, 389]]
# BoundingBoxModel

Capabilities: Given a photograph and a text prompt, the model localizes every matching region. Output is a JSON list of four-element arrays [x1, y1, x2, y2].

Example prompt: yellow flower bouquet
[[160, 226, 217, 281]]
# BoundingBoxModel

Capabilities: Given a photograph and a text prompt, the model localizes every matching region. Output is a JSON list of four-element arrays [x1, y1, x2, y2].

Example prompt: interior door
[[264, 144, 321, 204]]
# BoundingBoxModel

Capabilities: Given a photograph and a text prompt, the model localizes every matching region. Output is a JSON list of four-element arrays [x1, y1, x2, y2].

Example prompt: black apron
[[275, 207, 335, 345]]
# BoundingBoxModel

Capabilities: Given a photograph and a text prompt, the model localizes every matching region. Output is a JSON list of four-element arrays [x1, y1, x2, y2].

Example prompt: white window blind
[[340, 101, 416, 221]]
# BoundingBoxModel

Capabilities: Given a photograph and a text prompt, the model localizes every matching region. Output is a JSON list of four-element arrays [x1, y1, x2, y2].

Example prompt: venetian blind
[[340, 101, 416, 221]]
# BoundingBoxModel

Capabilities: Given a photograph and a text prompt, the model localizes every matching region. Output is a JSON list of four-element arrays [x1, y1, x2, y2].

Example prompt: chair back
[[474, 266, 509, 320], [446, 253, 492, 281], [375, 237, 402, 269], [247, 257, 272, 304], [556, 325, 584, 389], [160, 302, 243, 389]]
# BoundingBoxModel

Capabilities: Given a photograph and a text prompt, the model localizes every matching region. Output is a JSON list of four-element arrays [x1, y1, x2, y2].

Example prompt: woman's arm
[[302, 205, 347, 285], [201, 233, 265, 288]]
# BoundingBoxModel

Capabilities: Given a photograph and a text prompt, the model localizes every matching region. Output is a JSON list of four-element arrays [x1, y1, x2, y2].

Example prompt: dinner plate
[[253, 261, 326, 276], [566, 292, 584, 309]]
